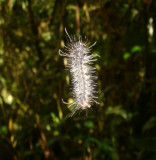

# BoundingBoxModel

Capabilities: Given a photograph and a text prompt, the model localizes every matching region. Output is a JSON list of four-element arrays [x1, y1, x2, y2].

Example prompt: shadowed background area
[[0, 0, 156, 159]]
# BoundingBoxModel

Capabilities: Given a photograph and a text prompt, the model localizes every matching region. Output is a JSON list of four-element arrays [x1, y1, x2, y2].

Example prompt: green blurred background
[[0, 0, 156, 159]]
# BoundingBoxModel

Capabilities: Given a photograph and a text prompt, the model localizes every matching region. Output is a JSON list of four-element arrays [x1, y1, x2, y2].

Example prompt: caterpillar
[[59, 28, 99, 116]]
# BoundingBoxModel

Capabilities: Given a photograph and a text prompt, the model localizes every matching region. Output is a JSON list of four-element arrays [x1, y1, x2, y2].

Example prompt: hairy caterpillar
[[59, 28, 99, 116]]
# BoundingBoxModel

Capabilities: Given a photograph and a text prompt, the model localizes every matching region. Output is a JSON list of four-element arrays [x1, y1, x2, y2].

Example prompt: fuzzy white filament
[[59, 28, 99, 116]]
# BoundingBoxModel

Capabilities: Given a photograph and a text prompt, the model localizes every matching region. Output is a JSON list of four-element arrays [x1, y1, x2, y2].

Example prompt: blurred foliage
[[0, 0, 156, 159]]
